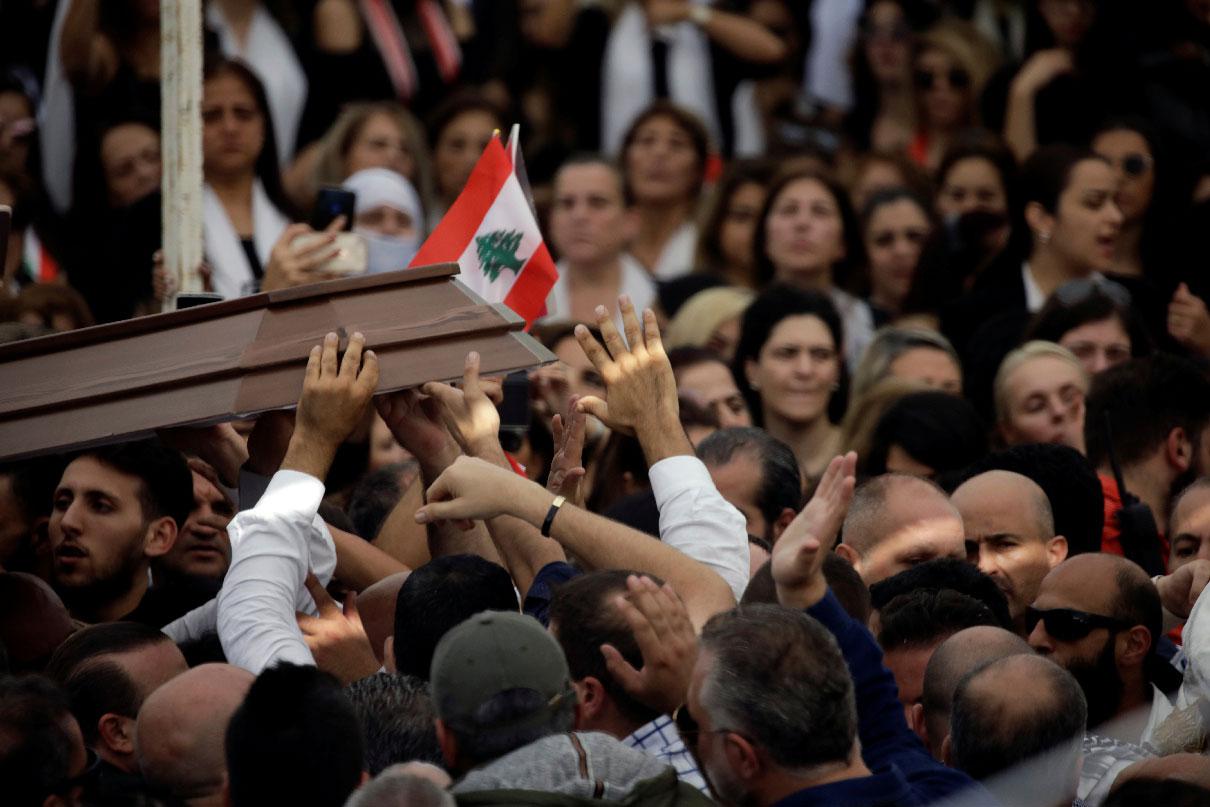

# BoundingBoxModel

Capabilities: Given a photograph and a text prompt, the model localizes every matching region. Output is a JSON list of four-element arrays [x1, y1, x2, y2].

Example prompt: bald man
[[914, 625, 1031, 759], [835, 474, 967, 585], [1028, 554, 1175, 746], [137, 663, 254, 806], [951, 470, 1068, 630], [0, 571, 75, 673], [948, 654, 1087, 807]]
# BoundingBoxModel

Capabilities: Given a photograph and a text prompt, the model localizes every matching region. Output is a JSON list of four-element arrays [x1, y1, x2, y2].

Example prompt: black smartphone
[[311, 187, 356, 231], [498, 371, 531, 452]]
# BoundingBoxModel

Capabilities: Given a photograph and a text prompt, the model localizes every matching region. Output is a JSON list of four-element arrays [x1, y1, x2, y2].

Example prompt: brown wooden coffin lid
[[0, 263, 555, 460]]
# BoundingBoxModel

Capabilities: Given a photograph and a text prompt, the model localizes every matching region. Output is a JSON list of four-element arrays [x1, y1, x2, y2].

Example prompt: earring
[[830, 382, 840, 392], [749, 381, 760, 391], [1038, 231, 1051, 245]]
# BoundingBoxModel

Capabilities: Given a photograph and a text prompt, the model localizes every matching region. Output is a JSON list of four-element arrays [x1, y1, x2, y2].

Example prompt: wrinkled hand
[[772, 452, 857, 609], [415, 455, 545, 530], [1168, 284, 1210, 357], [1157, 559, 1210, 620], [297, 573, 381, 685], [289, 331, 379, 472], [421, 351, 503, 460], [547, 395, 587, 504], [575, 296, 679, 440], [157, 422, 249, 487], [600, 575, 698, 715], [261, 218, 345, 292], [1012, 49, 1073, 96]]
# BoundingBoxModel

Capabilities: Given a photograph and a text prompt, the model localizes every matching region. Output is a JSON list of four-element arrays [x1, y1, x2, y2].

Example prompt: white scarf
[[207, 3, 308, 163], [203, 180, 289, 299], [39, 0, 76, 213], [600, 2, 720, 155]]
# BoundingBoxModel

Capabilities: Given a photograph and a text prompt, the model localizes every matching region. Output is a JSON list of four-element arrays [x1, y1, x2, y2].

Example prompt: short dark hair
[[1104, 780, 1210, 807], [955, 443, 1104, 555], [1023, 284, 1151, 359], [548, 570, 662, 727], [1085, 355, 1210, 469], [226, 663, 364, 807], [732, 284, 847, 427], [77, 440, 193, 530], [869, 558, 1012, 630], [937, 137, 1017, 212], [697, 427, 801, 531], [0, 456, 68, 523], [1020, 144, 1103, 215], [345, 673, 442, 775], [347, 464, 411, 541], [865, 392, 988, 481], [877, 588, 999, 651], [0, 675, 78, 807], [392, 555, 519, 680], [45, 621, 173, 745], [699, 605, 856, 770], [741, 555, 872, 625], [950, 655, 1086, 781], [555, 153, 629, 206]]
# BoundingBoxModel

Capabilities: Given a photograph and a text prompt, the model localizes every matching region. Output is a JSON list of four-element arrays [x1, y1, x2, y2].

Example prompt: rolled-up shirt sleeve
[[216, 470, 327, 674], [649, 455, 749, 600]]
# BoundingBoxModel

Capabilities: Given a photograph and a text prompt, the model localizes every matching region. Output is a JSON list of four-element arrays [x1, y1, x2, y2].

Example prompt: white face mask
[[358, 228, 421, 274]]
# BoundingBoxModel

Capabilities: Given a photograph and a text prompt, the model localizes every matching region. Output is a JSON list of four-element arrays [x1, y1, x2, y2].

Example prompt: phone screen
[[311, 188, 356, 232]]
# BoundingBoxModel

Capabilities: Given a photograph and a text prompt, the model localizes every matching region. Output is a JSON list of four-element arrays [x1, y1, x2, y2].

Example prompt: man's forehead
[[1172, 486, 1210, 536], [555, 163, 623, 196], [59, 456, 140, 496]]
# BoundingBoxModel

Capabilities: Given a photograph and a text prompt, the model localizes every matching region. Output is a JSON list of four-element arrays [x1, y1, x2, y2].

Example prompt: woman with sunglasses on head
[[754, 167, 874, 370], [1024, 279, 1151, 376], [908, 19, 999, 171], [843, 0, 917, 155]]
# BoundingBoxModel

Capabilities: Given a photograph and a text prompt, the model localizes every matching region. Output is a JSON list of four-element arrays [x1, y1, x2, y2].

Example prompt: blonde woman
[[994, 340, 1089, 453], [665, 287, 755, 363]]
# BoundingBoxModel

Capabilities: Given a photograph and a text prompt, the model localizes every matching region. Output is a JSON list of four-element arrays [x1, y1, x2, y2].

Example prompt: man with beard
[[1027, 553, 1182, 747], [1084, 355, 1210, 557], [49, 440, 193, 624], [951, 470, 1069, 633]]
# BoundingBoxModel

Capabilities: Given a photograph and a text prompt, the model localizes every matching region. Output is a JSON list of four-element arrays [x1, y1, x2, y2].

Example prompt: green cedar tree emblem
[[475, 229, 525, 281]]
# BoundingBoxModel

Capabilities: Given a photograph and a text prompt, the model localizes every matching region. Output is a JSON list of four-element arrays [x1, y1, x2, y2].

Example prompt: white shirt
[[649, 455, 750, 601], [648, 222, 698, 281], [544, 255, 658, 329], [804, 0, 864, 111], [830, 287, 876, 372], [1021, 263, 1106, 313]]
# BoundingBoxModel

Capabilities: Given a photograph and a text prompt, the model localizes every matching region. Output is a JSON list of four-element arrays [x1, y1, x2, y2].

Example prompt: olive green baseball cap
[[430, 610, 575, 729]]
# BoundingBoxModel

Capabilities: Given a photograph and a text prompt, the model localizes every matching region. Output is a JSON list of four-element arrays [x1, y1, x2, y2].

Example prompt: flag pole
[[160, 0, 205, 309]]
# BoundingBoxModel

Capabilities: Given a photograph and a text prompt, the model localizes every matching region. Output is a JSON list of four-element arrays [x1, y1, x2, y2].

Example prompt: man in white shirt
[[544, 156, 656, 327]]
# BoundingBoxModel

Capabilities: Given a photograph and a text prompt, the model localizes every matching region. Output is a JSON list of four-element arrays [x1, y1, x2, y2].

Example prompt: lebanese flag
[[409, 128, 558, 326]]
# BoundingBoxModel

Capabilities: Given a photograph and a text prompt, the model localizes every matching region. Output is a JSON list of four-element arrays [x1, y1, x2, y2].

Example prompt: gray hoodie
[[452, 731, 714, 807]]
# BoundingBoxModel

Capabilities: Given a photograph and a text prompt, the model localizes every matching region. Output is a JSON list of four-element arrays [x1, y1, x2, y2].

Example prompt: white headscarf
[[342, 168, 425, 273]]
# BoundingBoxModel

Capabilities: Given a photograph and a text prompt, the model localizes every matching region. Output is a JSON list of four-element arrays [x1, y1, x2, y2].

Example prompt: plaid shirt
[[623, 714, 708, 793]]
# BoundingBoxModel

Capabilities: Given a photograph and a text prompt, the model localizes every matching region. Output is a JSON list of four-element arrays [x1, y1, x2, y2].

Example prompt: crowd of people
[[3, 1, 1210, 806]]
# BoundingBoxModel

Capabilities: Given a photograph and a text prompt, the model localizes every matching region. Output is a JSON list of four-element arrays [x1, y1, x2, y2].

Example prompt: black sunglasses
[[915, 67, 970, 90], [1026, 607, 1131, 642], [1116, 153, 1153, 178], [1053, 277, 1132, 308]]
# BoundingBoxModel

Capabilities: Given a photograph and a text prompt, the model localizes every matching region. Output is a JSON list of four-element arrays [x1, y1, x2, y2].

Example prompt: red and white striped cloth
[[359, 0, 461, 101]]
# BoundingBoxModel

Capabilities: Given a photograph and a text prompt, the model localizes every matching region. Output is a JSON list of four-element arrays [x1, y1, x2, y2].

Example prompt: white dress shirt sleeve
[[1175, 582, 1210, 710], [216, 469, 329, 674], [649, 455, 749, 601]]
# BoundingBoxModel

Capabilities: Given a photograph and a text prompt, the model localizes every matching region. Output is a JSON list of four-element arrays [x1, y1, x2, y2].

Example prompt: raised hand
[[772, 452, 857, 609], [1156, 559, 1210, 620], [297, 573, 381, 685], [374, 388, 458, 477], [1168, 284, 1210, 357], [599, 575, 698, 715], [547, 394, 587, 503], [415, 455, 548, 530], [285, 331, 379, 479], [420, 351, 504, 461], [575, 296, 688, 463]]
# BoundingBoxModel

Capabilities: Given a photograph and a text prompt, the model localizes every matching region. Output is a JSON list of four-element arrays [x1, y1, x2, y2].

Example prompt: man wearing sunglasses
[[1027, 553, 1190, 748]]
